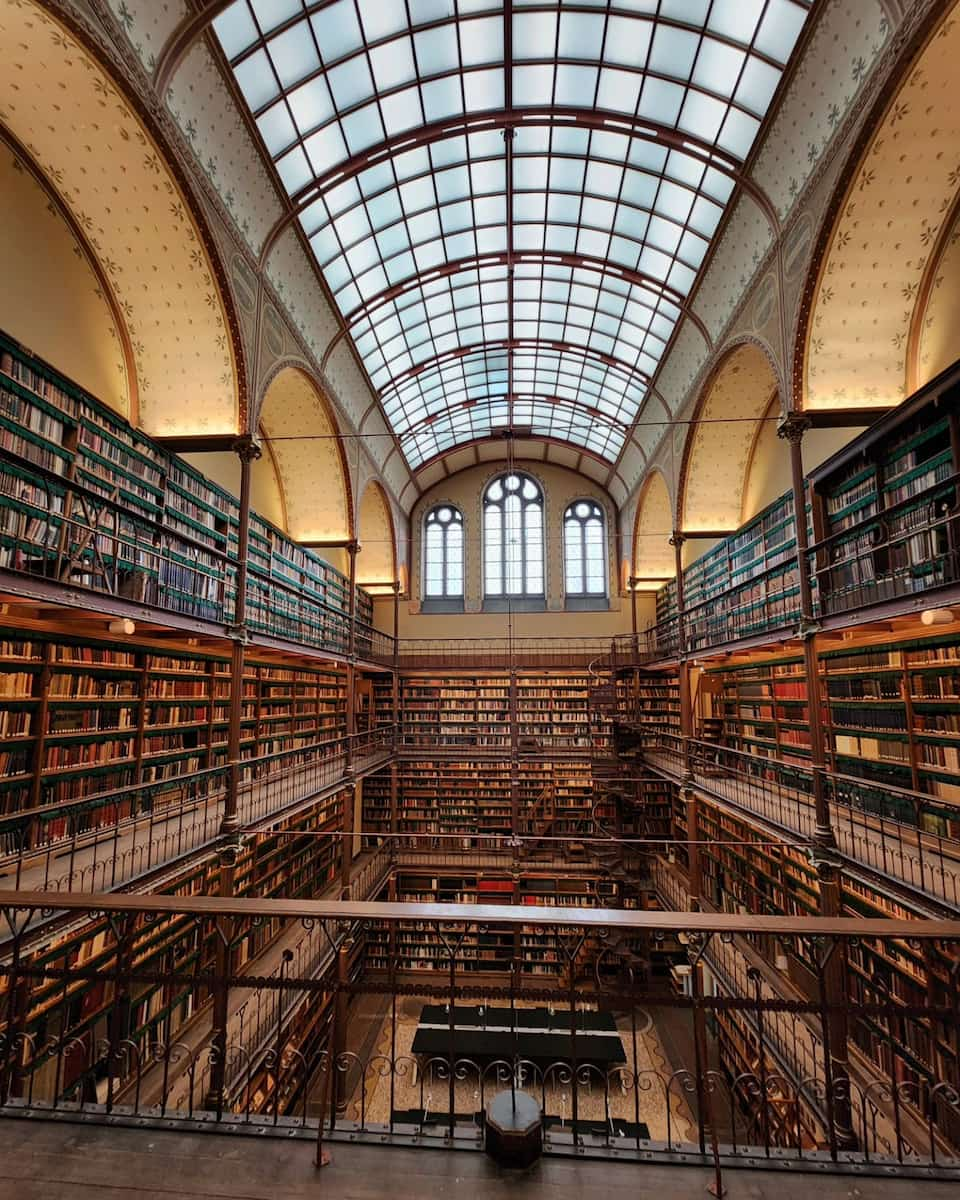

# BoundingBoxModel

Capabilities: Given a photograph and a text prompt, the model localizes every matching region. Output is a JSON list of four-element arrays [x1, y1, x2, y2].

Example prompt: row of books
[[826, 677, 902, 699], [44, 738, 135, 769], [0, 350, 81, 418]]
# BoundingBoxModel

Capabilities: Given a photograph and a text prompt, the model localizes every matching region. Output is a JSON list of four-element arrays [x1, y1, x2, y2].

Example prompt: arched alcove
[[632, 470, 675, 588], [259, 367, 352, 545], [681, 343, 780, 532], [802, 1, 960, 412], [0, 0, 241, 435], [0, 145, 130, 415], [356, 481, 397, 590]]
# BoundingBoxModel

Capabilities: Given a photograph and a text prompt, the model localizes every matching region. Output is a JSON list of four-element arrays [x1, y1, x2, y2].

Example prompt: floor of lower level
[[0, 1120, 952, 1200]]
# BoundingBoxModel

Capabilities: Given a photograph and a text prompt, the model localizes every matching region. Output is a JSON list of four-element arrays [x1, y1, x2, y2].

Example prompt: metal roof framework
[[216, 0, 812, 472]]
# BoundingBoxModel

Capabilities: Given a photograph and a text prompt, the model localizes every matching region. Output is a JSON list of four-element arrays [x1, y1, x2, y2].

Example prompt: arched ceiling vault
[[259, 366, 353, 542], [680, 341, 780, 532], [801, 0, 960, 412], [632, 469, 675, 588], [199, 1, 810, 474], [356, 481, 397, 589], [0, 0, 243, 437]]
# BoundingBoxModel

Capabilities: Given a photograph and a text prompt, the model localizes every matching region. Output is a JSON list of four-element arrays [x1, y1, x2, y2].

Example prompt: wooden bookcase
[[0, 331, 373, 655], [655, 493, 806, 651], [363, 869, 609, 978], [700, 631, 960, 832], [17, 785, 354, 1106], [809, 361, 960, 618], [0, 624, 347, 831]]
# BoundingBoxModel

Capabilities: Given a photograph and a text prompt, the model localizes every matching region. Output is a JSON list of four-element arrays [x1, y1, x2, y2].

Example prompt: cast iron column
[[778, 413, 855, 1149]]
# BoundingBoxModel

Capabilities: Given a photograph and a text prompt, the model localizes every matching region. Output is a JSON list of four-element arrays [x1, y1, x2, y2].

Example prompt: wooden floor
[[0, 1119, 953, 1200]]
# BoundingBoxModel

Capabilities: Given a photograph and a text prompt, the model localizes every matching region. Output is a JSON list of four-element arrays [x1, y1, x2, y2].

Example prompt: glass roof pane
[[267, 24, 319, 89], [216, 0, 813, 469], [214, 3, 258, 58]]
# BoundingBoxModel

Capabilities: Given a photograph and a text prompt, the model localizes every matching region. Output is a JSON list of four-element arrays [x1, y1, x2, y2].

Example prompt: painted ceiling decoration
[[214, 0, 812, 473], [0, 0, 241, 437], [803, 1, 960, 412]]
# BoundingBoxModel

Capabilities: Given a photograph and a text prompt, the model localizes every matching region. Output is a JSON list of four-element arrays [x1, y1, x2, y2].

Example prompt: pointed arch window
[[483, 473, 545, 611], [422, 504, 464, 613], [564, 499, 608, 610]]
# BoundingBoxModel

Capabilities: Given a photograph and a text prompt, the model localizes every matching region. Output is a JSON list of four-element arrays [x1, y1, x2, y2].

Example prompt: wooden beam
[[153, 434, 239, 454], [3, 888, 958, 938], [804, 407, 894, 429]]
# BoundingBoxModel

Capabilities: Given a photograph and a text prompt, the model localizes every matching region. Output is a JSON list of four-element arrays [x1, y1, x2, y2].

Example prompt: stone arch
[[799, 1, 960, 412], [259, 366, 352, 545], [0, 0, 242, 435], [680, 342, 781, 532], [357, 480, 398, 589], [0, 134, 131, 416], [632, 470, 675, 586], [909, 193, 960, 390]]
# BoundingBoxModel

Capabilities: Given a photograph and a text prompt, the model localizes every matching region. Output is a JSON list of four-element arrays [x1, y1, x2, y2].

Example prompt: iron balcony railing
[[0, 727, 394, 894], [641, 732, 960, 911], [0, 893, 958, 1181]]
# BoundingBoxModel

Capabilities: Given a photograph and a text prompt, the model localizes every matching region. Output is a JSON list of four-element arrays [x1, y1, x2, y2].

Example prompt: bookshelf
[[809, 363, 960, 617], [654, 494, 806, 653], [361, 766, 393, 839], [700, 632, 960, 831], [652, 371, 960, 656], [397, 670, 597, 752], [363, 869, 607, 977], [617, 668, 681, 736], [0, 330, 374, 658], [17, 786, 352, 1105], [0, 624, 348, 838]]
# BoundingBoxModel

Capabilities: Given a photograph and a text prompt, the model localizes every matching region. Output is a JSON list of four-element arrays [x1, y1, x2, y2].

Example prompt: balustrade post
[[334, 938, 352, 1111], [392, 580, 401, 750], [671, 532, 692, 775], [206, 846, 239, 1114], [672, 531, 699, 908], [684, 787, 701, 911], [628, 575, 639, 658]]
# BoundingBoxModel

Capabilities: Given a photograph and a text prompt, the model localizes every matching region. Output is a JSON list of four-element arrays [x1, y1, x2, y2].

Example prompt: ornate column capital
[[776, 413, 811, 444], [233, 434, 263, 463], [669, 530, 685, 549]]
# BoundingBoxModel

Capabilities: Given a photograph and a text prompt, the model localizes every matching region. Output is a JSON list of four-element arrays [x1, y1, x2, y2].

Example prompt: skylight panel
[[461, 16, 504, 66], [756, 0, 808, 64], [234, 49, 278, 111], [267, 24, 319, 89], [214, 4, 258, 59], [217, 0, 813, 470], [369, 37, 417, 92], [250, 0, 299, 35]]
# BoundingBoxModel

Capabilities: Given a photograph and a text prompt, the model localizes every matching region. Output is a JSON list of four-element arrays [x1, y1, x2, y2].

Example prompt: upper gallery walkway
[[642, 732, 960, 913]]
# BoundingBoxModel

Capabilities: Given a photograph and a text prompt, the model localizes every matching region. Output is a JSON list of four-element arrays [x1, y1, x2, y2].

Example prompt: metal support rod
[[780, 415, 855, 1149], [628, 576, 639, 655], [223, 436, 260, 836], [334, 940, 351, 1111]]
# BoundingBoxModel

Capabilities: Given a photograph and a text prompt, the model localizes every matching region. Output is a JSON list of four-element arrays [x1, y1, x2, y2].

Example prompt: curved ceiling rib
[[214, 0, 811, 472]]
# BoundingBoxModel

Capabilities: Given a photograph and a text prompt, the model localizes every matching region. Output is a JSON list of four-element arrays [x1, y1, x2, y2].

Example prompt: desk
[[411, 1005, 626, 1067]]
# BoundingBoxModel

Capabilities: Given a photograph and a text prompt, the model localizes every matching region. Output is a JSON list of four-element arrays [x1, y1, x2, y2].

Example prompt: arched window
[[422, 504, 464, 612], [483, 473, 545, 610], [564, 499, 608, 609]]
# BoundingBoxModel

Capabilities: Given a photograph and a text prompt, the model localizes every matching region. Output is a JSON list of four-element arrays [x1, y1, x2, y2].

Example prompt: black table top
[[411, 1005, 626, 1065], [418, 1005, 618, 1034]]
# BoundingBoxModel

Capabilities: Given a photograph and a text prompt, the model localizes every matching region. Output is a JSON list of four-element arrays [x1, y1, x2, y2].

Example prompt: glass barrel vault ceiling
[[215, 1, 812, 471]]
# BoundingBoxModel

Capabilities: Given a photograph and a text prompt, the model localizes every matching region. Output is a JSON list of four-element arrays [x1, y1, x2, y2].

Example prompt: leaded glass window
[[564, 499, 606, 603], [423, 504, 464, 603], [483, 473, 543, 602]]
